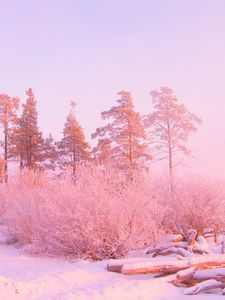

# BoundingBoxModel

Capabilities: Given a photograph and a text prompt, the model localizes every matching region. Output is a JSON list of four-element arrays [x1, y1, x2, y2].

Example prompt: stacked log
[[146, 233, 211, 258], [107, 229, 225, 295]]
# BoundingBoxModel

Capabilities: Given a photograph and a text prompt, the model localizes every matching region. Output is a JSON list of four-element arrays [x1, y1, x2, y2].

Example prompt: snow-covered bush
[[0, 167, 166, 259], [163, 176, 225, 235]]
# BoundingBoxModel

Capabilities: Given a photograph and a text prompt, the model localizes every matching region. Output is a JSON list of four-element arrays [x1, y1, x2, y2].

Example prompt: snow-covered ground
[[0, 241, 223, 300]]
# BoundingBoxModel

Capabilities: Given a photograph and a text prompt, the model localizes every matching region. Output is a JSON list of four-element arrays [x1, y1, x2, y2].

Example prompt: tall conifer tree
[[92, 91, 151, 172], [145, 87, 201, 191], [11, 88, 44, 170], [57, 102, 90, 175], [0, 94, 19, 180]]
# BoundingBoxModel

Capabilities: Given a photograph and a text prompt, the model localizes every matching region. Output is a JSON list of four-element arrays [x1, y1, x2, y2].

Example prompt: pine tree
[[57, 102, 90, 175], [39, 134, 58, 170], [11, 88, 44, 170], [92, 91, 151, 172], [92, 137, 113, 165], [0, 94, 19, 180], [145, 87, 201, 191]]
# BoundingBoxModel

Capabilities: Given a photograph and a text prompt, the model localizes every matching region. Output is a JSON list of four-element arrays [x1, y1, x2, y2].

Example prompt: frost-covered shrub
[[0, 168, 165, 259], [163, 176, 225, 235]]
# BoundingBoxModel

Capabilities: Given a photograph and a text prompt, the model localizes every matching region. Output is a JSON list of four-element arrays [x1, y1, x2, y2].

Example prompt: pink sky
[[0, 0, 225, 177]]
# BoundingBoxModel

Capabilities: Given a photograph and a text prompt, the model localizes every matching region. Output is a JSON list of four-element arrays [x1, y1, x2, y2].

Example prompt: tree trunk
[[72, 150, 76, 177], [19, 156, 23, 170], [222, 239, 225, 254], [4, 133, 8, 182], [4, 107, 8, 182], [214, 225, 219, 243], [168, 145, 173, 194], [166, 117, 173, 195]]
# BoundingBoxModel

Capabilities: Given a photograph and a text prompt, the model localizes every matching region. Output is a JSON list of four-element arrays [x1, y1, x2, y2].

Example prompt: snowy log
[[147, 239, 210, 257], [146, 242, 188, 255], [152, 247, 193, 258], [197, 235, 208, 248], [107, 258, 150, 273], [195, 235, 211, 254], [121, 254, 225, 275], [170, 267, 196, 286], [107, 263, 123, 273], [187, 229, 197, 251], [184, 279, 225, 295], [192, 243, 212, 255], [164, 234, 183, 243], [171, 267, 225, 286]]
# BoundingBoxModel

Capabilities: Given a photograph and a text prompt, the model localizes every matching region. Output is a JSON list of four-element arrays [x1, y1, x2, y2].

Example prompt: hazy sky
[[1, 0, 225, 177]]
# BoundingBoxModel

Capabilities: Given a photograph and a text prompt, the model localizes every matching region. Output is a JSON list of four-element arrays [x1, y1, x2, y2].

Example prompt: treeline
[[1, 88, 224, 261], [0, 87, 201, 184]]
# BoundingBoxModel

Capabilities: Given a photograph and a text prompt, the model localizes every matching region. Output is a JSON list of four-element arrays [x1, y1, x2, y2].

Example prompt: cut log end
[[107, 264, 122, 273]]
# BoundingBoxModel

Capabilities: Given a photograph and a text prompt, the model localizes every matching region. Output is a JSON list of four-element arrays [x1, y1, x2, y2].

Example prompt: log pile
[[107, 229, 225, 296], [146, 230, 211, 258]]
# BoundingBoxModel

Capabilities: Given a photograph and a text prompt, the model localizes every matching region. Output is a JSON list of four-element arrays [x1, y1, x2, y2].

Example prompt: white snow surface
[[0, 244, 224, 300]]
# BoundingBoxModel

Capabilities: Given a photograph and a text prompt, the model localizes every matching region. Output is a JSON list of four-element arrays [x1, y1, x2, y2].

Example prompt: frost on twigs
[[0, 168, 166, 260]]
